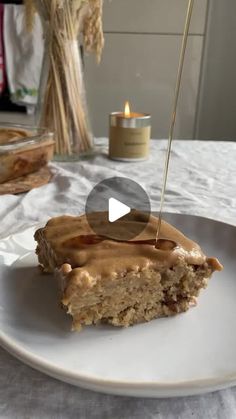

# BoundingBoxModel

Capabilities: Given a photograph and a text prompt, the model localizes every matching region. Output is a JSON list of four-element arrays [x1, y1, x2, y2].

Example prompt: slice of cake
[[34, 212, 223, 331]]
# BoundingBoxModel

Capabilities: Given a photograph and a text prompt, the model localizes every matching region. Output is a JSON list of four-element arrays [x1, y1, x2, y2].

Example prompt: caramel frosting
[[0, 128, 31, 144], [37, 211, 222, 281]]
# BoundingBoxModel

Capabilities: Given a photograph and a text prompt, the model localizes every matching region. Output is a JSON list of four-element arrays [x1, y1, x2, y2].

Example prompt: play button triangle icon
[[108, 197, 131, 223], [86, 177, 151, 240]]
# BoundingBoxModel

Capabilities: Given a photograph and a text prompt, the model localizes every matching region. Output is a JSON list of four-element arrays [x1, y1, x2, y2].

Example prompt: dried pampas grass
[[24, 0, 104, 63], [24, 0, 36, 32], [24, 0, 104, 156], [83, 0, 104, 63]]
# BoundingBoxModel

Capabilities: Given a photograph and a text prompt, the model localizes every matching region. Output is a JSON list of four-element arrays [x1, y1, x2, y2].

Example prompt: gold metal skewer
[[156, 0, 195, 241]]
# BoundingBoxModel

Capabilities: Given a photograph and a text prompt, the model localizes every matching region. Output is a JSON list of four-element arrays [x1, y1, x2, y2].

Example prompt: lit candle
[[109, 101, 151, 161]]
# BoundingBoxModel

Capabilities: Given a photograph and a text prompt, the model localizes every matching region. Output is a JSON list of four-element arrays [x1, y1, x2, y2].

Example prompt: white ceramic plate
[[0, 213, 236, 398]]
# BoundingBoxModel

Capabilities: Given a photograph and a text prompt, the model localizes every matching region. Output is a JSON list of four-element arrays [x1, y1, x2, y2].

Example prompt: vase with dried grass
[[25, 0, 104, 160]]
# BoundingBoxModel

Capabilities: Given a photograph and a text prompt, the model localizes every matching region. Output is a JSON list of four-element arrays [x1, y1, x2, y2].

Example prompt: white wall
[[84, 0, 208, 139], [195, 0, 236, 140]]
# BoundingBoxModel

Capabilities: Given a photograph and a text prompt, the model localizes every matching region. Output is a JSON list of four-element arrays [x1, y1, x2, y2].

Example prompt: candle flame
[[124, 101, 131, 117]]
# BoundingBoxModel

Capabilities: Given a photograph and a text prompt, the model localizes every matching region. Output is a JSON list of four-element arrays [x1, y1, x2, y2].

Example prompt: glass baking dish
[[0, 123, 54, 183]]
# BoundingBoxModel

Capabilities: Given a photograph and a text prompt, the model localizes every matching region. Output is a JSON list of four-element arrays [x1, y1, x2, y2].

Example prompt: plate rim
[[1, 327, 236, 397], [0, 213, 236, 397]]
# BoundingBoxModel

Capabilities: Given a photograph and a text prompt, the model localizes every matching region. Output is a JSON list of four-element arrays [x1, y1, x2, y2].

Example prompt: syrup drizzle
[[64, 235, 177, 250], [156, 0, 195, 241]]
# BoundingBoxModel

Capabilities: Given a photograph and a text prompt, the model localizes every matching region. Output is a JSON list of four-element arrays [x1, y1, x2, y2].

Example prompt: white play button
[[108, 197, 131, 222], [85, 177, 151, 240]]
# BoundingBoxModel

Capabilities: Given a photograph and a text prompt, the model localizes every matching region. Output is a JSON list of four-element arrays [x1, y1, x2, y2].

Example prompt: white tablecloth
[[0, 139, 236, 418]]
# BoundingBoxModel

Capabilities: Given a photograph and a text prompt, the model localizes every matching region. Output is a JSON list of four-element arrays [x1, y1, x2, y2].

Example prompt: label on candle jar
[[109, 126, 150, 160]]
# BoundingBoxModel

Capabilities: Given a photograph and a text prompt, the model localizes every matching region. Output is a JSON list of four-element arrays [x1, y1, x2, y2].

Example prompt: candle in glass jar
[[109, 102, 151, 161]]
